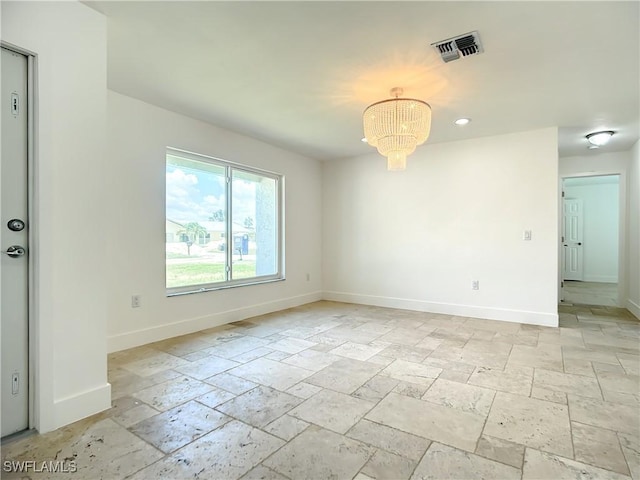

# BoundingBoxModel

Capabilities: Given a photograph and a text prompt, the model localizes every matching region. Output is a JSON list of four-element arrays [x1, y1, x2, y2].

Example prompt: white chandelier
[[363, 87, 432, 171]]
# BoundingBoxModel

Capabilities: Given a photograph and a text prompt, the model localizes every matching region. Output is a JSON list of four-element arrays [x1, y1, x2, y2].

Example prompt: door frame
[[558, 171, 626, 307], [1, 41, 38, 433]]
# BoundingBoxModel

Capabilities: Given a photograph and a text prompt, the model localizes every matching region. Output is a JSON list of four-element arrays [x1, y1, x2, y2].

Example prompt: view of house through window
[[166, 149, 283, 294]]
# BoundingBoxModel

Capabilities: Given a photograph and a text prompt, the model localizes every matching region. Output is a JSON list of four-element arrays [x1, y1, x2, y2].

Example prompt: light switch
[[523, 230, 532, 241]]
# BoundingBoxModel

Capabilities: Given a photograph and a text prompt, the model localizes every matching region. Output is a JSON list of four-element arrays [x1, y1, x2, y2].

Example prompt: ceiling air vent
[[432, 31, 483, 63]]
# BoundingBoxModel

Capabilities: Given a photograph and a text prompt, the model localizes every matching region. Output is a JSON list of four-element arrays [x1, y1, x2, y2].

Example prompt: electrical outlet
[[131, 295, 141, 308], [472, 280, 480, 290], [523, 230, 532, 241]]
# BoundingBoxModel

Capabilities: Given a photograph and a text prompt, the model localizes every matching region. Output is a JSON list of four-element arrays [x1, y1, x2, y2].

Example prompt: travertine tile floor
[[3, 301, 639, 479], [563, 281, 618, 307]]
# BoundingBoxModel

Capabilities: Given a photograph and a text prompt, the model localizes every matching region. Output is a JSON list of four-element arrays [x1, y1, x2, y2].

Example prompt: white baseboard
[[323, 291, 558, 327], [108, 291, 323, 353], [49, 383, 112, 433], [583, 275, 618, 283], [627, 299, 640, 320]]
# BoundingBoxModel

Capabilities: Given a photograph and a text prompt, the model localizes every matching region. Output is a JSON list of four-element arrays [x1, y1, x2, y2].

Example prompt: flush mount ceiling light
[[363, 87, 431, 171], [454, 118, 471, 126], [586, 130, 614, 148]]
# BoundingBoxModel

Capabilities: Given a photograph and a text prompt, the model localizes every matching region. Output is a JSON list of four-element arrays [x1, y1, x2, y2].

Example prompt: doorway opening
[[560, 174, 620, 306]]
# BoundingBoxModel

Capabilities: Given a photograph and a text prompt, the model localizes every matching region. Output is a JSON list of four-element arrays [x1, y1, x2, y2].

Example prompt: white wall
[[564, 178, 619, 283], [559, 151, 632, 311], [106, 91, 323, 351], [323, 128, 559, 326], [628, 141, 640, 318], [1, 1, 110, 432]]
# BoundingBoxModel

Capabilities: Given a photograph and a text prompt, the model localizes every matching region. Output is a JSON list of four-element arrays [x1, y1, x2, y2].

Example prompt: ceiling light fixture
[[586, 130, 614, 147], [363, 87, 431, 171], [454, 118, 471, 126]]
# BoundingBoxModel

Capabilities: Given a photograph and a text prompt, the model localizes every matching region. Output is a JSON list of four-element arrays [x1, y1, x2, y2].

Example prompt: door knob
[[2, 245, 26, 257]]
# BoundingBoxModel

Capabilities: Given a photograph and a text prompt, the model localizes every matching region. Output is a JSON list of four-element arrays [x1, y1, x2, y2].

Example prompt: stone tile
[[618, 433, 640, 480], [111, 402, 159, 428], [129, 400, 230, 453], [572, 422, 630, 475], [286, 381, 323, 399], [289, 389, 375, 434], [593, 361, 626, 375], [9, 418, 164, 480], [563, 357, 596, 376], [133, 376, 213, 411], [568, 394, 640, 436], [216, 385, 302, 427], [378, 344, 433, 363], [194, 386, 236, 408], [492, 332, 538, 346], [412, 442, 521, 479], [281, 349, 341, 371], [618, 353, 640, 375], [205, 336, 272, 359], [584, 331, 640, 351], [121, 350, 190, 377], [232, 347, 274, 363], [360, 449, 416, 480], [538, 330, 585, 346], [268, 337, 317, 354], [173, 355, 239, 380], [508, 344, 563, 371], [346, 419, 431, 462], [468, 365, 533, 396], [413, 336, 444, 351], [366, 354, 396, 367], [475, 435, 525, 468], [438, 370, 471, 383], [239, 465, 289, 480], [393, 381, 430, 398], [263, 426, 373, 480], [264, 350, 291, 361], [484, 392, 573, 457], [534, 368, 602, 398], [228, 357, 313, 391], [329, 341, 386, 361], [263, 414, 309, 441], [563, 345, 621, 365], [422, 378, 495, 417], [306, 358, 382, 394], [530, 386, 567, 404], [353, 375, 399, 402], [522, 448, 631, 480], [597, 371, 640, 395], [603, 389, 640, 407], [381, 359, 441, 386], [378, 327, 427, 346], [366, 393, 485, 452], [204, 372, 258, 394], [317, 326, 382, 345], [129, 420, 284, 480]]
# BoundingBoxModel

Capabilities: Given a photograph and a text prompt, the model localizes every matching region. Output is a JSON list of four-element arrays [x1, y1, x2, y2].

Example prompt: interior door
[[1, 47, 30, 437], [563, 198, 584, 281]]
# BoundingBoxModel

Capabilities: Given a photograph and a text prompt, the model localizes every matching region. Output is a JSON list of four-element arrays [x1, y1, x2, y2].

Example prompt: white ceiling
[[87, 1, 639, 161]]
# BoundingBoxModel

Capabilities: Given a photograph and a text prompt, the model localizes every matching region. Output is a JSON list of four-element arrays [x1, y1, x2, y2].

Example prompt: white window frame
[[166, 147, 285, 296]]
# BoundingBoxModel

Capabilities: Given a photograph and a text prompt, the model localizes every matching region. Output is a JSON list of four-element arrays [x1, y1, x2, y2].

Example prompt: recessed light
[[454, 118, 471, 126]]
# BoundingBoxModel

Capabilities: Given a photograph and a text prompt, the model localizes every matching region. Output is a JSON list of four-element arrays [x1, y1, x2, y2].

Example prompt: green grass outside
[[166, 261, 256, 288]]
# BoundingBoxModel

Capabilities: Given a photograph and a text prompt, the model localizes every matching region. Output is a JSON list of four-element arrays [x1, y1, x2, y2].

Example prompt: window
[[166, 148, 284, 295]]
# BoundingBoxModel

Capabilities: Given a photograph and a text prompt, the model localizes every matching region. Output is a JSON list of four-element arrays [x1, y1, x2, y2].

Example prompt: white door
[[563, 198, 584, 281], [1, 47, 30, 437]]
